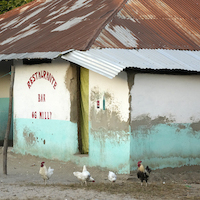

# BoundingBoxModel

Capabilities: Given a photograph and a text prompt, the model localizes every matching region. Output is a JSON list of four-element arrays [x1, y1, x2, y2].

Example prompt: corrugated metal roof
[[0, 52, 60, 61], [0, 0, 199, 57], [0, 0, 124, 55], [92, 0, 200, 50], [62, 49, 200, 79]]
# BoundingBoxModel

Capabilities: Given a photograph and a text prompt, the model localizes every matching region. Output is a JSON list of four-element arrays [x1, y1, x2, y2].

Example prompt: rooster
[[108, 171, 117, 182], [73, 165, 95, 186], [137, 161, 151, 186], [39, 162, 54, 185]]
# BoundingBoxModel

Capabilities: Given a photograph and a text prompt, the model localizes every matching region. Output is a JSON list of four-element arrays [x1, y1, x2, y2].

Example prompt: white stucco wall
[[13, 58, 78, 160], [89, 70, 130, 173], [14, 59, 71, 121], [89, 70, 129, 122], [130, 73, 200, 170], [131, 74, 200, 123]]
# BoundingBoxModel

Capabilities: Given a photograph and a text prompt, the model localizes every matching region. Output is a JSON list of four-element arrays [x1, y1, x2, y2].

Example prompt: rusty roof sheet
[[0, 0, 199, 59], [0, 0, 124, 55], [92, 0, 200, 50]]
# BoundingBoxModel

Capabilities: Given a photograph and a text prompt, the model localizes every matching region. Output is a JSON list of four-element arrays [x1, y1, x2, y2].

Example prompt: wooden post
[[3, 65, 15, 175]]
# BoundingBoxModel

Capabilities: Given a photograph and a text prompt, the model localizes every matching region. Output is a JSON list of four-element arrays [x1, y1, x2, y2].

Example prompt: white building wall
[[89, 70, 130, 173], [89, 70, 129, 122], [130, 73, 200, 170], [14, 59, 70, 121], [131, 74, 200, 123], [13, 58, 78, 160]]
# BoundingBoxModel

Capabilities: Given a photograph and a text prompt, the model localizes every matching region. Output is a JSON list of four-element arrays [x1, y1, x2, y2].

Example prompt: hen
[[137, 161, 151, 186], [39, 161, 54, 185], [108, 171, 117, 182], [73, 165, 95, 186]]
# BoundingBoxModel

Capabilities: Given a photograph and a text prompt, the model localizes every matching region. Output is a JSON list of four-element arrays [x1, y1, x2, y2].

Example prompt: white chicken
[[83, 165, 95, 182], [89, 176, 95, 182], [108, 171, 117, 182], [39, 161, 54, 185], [73, 165, 95, 186]]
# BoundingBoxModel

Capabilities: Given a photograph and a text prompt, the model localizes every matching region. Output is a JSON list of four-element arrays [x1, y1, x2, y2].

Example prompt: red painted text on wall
[[32, 111, 52, 119], [27, 70, 57, 89], [38, 94, 45, 102]]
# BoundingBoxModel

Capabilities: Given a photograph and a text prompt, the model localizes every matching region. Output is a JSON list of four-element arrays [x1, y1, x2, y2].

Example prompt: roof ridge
[[84, 0, 128, 50]]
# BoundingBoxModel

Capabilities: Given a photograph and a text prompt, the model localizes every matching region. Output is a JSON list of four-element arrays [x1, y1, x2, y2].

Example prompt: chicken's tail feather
[[145, 166, 151, 174], [82, 165, 87, 172], [47, 167, 54, 178], [73, 171, 81, 178]]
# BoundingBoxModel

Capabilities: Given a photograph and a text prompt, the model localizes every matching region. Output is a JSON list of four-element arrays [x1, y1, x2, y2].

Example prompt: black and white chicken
[[137, 161, 151, 186]]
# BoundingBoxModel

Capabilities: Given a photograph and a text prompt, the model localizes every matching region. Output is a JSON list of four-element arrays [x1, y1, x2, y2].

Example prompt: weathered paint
[[11, 58, 132, 173], [13, 58, 79, 158], [130, 122, 200, 170], [64, 62, 78, 123], [89, 129, 130, 173], [89, 71, 130, 173], [130, 74, 200, 170], [13, 118, 78, 159]]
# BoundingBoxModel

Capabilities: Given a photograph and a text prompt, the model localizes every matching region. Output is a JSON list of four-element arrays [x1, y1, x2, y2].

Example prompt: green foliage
[[0, 0, 33, 14]]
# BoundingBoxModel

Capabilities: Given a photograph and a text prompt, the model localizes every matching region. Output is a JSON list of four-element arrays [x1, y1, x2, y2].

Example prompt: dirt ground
[[0, 147, 200, 200]]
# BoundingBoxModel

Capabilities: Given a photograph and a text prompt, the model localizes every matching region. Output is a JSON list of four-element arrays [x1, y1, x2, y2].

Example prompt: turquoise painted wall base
[[13, 118, 79, 161], [13, 118, 200, 174], [89, 130, 130, 174], [13, 118, 131, 174], [130, 123, 200, 171]]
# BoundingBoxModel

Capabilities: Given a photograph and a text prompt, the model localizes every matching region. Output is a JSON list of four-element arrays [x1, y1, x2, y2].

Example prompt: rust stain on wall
[[23, 128, 36, 145], [65, 63, 78, 123]]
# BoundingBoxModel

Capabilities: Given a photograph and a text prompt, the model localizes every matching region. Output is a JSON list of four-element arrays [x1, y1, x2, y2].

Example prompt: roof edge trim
[[0, 49, 74, 61]]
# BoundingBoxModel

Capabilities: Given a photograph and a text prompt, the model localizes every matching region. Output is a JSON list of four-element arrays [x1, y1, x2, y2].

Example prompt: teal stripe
[[130, 123, 200, 170], [13, 118, 78, 160], [89, 129, 130, 174]]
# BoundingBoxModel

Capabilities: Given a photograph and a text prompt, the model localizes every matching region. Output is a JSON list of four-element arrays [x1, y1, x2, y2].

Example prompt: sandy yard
[[0, 147, 200, 200]]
